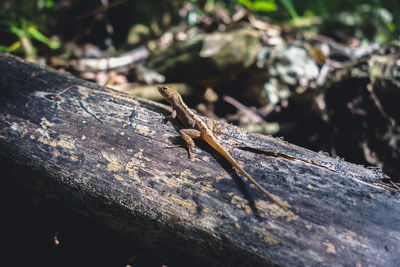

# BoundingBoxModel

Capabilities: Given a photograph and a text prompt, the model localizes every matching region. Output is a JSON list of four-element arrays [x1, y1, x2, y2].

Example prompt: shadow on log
[[0, 52, 399, 266]]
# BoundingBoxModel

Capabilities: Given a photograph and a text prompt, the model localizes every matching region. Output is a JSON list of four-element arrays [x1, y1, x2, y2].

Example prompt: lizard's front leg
[[179, 129, 201, 158], [163, 110, 177, 122]]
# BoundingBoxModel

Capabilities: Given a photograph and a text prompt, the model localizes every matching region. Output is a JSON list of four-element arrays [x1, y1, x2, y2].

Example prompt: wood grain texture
[[0, 52, 399, 266]]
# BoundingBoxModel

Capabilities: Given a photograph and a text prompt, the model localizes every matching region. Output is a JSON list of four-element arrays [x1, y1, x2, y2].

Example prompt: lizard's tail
[[204, 136, 288, 211]]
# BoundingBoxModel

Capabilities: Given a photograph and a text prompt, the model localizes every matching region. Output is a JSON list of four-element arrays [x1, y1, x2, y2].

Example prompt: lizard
[[157, 85, 288, 210]]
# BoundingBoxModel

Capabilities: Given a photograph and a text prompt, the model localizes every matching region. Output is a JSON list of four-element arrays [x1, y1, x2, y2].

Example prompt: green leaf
[[0, 45, 10, 51], [237, 0, 253, 9], [387, 22, 396, 32], [45, 0, 55, 8], [279, 0, 298, 18], [27, 26, 48, 42], [8, 23, 25, 37], [27, 25, 60, 49], [0, 41, 21, 52], [252, 0, 277, 12], [7, 41, 22, 52]]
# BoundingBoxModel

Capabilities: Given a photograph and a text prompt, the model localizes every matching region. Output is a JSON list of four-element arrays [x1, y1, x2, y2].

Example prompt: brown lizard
[[158, 86, 287, 210]]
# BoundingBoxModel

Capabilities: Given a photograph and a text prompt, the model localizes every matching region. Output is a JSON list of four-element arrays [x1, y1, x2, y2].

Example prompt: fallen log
[[0, 52, 399, 266]]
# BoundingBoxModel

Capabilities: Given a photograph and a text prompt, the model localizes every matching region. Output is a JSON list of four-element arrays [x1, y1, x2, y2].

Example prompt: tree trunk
[[0, 52, 399, 266]]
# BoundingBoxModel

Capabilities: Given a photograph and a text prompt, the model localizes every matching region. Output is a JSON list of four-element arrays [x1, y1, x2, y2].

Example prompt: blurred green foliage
[[236, 0, 297, 18], [236, 0, 278, 13], [0, 0, 60, 60], [291, 0, 399, 42], [0, 0, 399, 61], [195, 0, 398, 42]]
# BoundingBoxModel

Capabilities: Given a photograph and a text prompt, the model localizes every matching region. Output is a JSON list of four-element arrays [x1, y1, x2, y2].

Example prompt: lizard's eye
[[161, 87, 167, 92]]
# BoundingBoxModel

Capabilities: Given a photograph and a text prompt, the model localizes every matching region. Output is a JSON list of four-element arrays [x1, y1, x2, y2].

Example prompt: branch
[[0, 52, 398, 266]]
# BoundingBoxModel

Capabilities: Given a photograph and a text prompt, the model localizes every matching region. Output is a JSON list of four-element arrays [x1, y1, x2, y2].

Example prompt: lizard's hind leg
[[179, 129, 201, 159], [205, 118, 233, 137]]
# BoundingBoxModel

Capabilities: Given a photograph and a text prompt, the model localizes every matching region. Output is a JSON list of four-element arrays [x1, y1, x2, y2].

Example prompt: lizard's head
[[157, 86, 179, 102]]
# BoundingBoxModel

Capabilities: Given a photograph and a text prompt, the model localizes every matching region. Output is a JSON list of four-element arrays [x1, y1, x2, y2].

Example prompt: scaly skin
[[158, 86, 287, 210]]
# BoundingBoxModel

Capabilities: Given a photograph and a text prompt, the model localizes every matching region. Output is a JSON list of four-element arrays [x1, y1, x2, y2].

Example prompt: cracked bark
[[0, 52, 399, 267]]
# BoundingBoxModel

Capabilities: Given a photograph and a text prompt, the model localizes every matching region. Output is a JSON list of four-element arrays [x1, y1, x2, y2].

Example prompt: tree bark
[[0, 52, 399, 266]]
